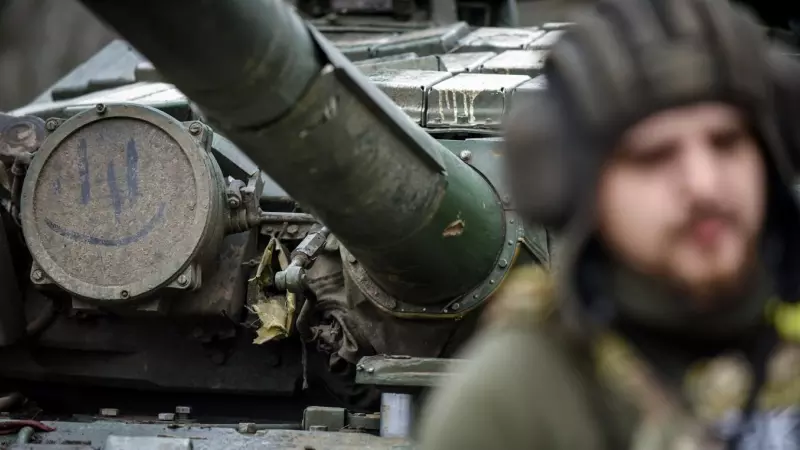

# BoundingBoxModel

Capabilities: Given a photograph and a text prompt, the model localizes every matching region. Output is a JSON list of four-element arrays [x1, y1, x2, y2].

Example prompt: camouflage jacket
[[417, 266, 800, 450]]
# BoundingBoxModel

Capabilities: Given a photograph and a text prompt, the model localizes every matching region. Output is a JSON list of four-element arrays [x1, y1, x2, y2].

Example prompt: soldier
[[417, 0, 800, 448]]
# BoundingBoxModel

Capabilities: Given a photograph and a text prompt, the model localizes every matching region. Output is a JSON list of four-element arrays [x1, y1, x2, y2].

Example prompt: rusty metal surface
[[367, 70, 453, 125], [479, 49, 546, 76], [426, 73, 529, 128]]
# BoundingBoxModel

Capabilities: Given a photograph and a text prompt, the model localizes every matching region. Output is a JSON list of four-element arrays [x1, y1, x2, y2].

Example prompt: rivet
[[347, 254, 356, 264], [287, 224, 299, 234], [178, 275, 189, 286], [499, 259, 508, 268], [367, 367, 375, 373], [120, 290, 129, 299], [459, 150, 472, 162], [357, 365, 364, 371], [95, 103, 106, 115], [452, 303, 461, 310], [473, 294, 479, 299], [45, 118, 59, 131], [507, 240, 513, 246], [489, 279, 495, 284], [188, 121, 203, 135], [32, 269, 44, 281], [510, 219, 515, 224]]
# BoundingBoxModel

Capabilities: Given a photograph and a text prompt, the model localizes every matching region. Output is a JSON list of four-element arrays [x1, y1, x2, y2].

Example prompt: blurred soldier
[[418, 0, 800, 448]]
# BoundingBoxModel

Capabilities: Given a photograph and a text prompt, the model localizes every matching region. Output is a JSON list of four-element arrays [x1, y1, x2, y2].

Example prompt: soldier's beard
[[658, 230, 761, 312], [607, 234, 768, 337]]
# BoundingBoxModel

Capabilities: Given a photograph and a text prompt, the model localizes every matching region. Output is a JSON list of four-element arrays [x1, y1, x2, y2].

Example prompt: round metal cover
[[21, 104, 215, 303]]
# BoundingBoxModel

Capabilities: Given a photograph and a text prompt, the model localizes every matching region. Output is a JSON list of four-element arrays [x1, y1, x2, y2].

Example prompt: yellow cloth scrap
[[248, 236, 296, 344]]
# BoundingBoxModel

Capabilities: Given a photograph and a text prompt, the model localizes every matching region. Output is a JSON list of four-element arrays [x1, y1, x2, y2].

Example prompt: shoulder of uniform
[[484, 264, 558, 328]]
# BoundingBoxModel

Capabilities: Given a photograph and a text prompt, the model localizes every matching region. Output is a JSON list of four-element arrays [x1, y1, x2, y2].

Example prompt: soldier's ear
[[769, 45, 800, 174], [503, 90, 574, 232]]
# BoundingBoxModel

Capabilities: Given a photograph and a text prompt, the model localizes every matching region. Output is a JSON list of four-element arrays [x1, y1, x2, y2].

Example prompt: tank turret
[[0, 3, 558, 446], [77, 0, 509, 310]]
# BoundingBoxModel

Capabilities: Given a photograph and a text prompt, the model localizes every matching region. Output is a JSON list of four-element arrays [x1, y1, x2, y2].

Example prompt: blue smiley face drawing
[[30, 117, 201, 288]]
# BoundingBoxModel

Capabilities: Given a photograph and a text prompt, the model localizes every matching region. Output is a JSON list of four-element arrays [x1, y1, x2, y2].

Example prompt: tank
[[0, 2, 562, 448]]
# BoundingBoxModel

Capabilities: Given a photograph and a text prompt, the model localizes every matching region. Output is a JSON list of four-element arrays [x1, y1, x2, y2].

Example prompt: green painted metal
[[79, 0, 507, 305]]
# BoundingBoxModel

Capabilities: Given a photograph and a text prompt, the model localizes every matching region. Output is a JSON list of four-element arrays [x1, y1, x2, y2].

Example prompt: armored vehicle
[[0, 1, 562, 448]]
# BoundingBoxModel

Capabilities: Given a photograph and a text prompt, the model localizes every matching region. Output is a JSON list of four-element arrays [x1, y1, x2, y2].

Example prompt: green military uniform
[[418, 0, 800, 448]]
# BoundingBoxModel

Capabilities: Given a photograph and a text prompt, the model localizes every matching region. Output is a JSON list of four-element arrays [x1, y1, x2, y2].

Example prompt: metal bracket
[[225, 172, 265, 234], [274, 227, 331, 293]]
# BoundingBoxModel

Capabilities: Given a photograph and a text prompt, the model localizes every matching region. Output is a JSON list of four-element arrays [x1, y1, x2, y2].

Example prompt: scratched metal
[[426, 73, 530, 128], [479, 49, 547, 77], [367, 70, 453, 125], [369, 21, 470, 57], [510, 74, 548, 109], [30, 118, 193, 288], [526, 30, 566, 50], [439, 52, 497, 74], [451, 27, 546, 53]]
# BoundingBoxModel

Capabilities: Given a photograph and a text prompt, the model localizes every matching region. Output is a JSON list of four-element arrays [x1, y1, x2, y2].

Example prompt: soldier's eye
[[620, 142, 675, 168], [710, 128, 746, 154]]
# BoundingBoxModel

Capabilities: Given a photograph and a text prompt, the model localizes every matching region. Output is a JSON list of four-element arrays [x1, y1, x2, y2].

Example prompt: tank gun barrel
[[79, 0, 507, 306]]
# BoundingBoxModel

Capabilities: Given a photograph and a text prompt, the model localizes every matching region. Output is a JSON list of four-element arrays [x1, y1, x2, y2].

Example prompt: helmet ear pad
[[769, 45, 800, 173], [503, 90, 578, 232]]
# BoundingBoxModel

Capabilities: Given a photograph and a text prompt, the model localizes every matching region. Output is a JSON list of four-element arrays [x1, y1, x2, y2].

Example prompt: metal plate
[[13, 82, 187, 119], [21, 104, 216, 302], [368, 70, 453, 125], [355, 355, 464, 387], [479, 50, 547, 76], [370, 22, 470, 57], [358, 55, 442, 74], [439, 52, 497, 74], [510, 74, 548, 109], [426, 73, 529, 128], [527, 30, 565, 50], [452, 27, 546, 53]]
